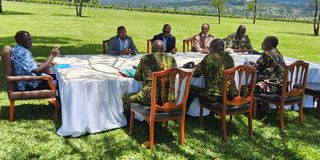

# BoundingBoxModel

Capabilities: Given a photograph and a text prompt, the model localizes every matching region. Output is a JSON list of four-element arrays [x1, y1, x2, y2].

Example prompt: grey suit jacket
[[106, 35, 138, 55]]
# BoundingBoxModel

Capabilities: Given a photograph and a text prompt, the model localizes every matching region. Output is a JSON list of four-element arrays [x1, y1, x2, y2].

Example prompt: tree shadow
[[277, 31, 315, 37], [51, 13, 90, 18], [0, 104, 56, 121], [1, 11, 34, 15]]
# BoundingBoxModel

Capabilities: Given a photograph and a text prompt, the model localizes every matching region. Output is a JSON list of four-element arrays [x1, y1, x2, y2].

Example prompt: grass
[[0, 1, 320, 159]]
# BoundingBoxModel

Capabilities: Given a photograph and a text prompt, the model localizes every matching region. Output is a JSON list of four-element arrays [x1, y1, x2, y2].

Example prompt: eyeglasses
[[163, 30, 170, 33]]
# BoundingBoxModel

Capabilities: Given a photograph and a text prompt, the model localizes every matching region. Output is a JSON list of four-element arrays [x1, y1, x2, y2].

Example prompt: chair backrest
[[147, 39, 152, 53], [150, 68, 192, 114], [223, 65, 256, 109], [1, 45, 16, 92], [282, 60, 309, 99], [102, 39, 110, 54], [183, 37, 193, 52]]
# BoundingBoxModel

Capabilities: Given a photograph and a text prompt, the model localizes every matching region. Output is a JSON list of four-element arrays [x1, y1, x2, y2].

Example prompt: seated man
[[225, 25, 253, 53], [122, 40, 177, 108], [152, 24, 177, 54], [249, 36, 286, 94], [188, 39, 235, 104], [191, 23, 214, 54], [11, 30, 60, 91], [107, 26, 138, 55]]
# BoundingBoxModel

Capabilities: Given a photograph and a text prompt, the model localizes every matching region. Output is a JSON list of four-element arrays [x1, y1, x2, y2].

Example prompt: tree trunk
[[218, 5, 221, 24], [314, 0, 319, 36], [253, 0, 257, 24], [0, 0, 3, 14], [75, 0, 84, 17]]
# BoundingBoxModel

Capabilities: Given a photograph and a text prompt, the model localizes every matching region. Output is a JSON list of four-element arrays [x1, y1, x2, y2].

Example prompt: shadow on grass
[[0, 104, 57, 121], [1, 11, 34, 15], [51, 13, 90, 18], [277, 31, 314, 36]]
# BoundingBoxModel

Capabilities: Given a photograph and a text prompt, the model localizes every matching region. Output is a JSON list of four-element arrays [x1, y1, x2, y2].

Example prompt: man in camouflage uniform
[[251, 36, 286, 94], [191, 23, 215, 54], [122, 40, 177, 108], [188, 39, 235, 104], [225, 25, 253, 53]]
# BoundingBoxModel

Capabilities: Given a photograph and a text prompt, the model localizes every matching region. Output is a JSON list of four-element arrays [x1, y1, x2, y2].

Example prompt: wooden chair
[[183, 37, 193, 52], [102, 39, 110, 54], [253, 60, 309, 128], [1, 45, 60, 122], [146, 39, 152, 53], [129, 68, 192, 150], [199, 65, 256, 141], [304, 82, 320, 118]]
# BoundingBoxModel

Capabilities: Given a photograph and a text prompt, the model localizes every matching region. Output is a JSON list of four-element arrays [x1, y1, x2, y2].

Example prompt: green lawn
[[0, 1, 320, 159]]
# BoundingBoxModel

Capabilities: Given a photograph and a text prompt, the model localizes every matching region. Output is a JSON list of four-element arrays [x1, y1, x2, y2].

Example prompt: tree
[[247, 0, 257, 24], [75, 0, 87, 17], [311, 0, 319, 35], [211, 0, 228, 24], [0, 0, 3, 14]]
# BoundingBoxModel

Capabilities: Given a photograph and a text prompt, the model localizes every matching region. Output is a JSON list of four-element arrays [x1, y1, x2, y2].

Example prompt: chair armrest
[[6, 75, 56, 91], [6, 75, 53, 82]]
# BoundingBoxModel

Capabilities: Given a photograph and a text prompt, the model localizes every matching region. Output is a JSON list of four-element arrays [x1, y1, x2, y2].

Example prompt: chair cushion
[[254, 94, 303, 104], [200, 99, 251, 114], [305, 82, 320, 97], [130, 103, 182, 121], [9, 90, 56, 100]]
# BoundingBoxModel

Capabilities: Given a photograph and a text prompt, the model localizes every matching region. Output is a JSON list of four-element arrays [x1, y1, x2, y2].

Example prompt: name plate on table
[[49, 64, 72, 74]]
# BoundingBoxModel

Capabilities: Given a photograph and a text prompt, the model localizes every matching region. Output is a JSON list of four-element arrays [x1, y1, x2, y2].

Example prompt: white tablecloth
[[54, 53, 320, 137], [53, 53, 205, 137]]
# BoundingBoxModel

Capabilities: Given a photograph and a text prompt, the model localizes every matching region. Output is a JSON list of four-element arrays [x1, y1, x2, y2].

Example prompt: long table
[[53, 53, 320, 137]]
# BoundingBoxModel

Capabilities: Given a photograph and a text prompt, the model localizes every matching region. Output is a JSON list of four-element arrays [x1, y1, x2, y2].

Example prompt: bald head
[[236, 25, 246, 38], [152, 40, 165, 53], [209, 38, 225, 53]]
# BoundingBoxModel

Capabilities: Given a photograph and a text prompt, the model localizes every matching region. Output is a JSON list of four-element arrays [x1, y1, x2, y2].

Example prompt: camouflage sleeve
[[134, 57, 144, 81], [227, 55, 235, 69], [246, 36, 253, 50], [255, 53, 266, 71], [225, 36, 233, 48], [172, 57, 177, 68], [193, 56, 207, 77]]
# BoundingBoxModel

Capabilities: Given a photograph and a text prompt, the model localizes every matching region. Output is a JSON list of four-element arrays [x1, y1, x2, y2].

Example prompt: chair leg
[[248, 110, 253, 136], [298, 102, 304, 124], [316, 98, 320, 119], [9, 100, 15, 122], [180, 115, 186, 145], [221, 115, 227, 141], [199, 106, 204, 126], [129, 111, 134, 135], [229, 115, 233, 122], [53, 99, 60, 121], [279, 105, 284, 129], [149, 118, 155, 150], [253, 99, 257, 118]]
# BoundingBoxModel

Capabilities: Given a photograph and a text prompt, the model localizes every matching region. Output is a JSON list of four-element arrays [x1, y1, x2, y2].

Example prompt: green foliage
[[247, 0, 255, 11], [211, 0, 228, 12], [0, 2, 320, 158]]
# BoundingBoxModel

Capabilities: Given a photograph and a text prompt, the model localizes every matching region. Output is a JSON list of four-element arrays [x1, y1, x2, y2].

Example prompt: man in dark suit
[[152, 24, 177, 54], [107, 26, 138, 55]]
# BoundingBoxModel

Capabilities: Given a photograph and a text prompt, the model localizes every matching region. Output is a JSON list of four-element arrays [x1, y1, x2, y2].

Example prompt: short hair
[[237, 25, 246, 33], [162, 24, 171, 30], [15, 30, 29, 43], [201, 23, 210, 30], [117, 26, 126, 32], [265, 36, 279, 48], [210, 38, 225, 51]]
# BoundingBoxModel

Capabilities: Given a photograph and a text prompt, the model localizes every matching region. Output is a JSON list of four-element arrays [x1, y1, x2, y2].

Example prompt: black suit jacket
[[152, 33, 176, 53]]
